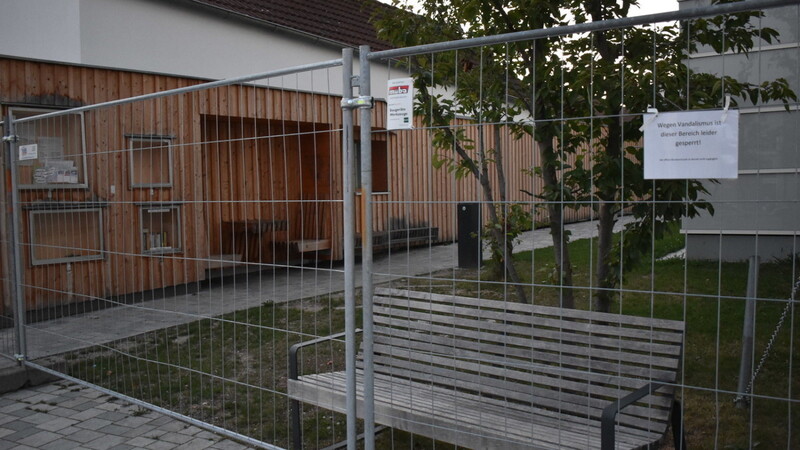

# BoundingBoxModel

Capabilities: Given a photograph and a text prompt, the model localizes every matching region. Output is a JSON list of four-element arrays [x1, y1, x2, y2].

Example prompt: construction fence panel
[[0, 57, 366, 449], [353, 1, 800, 449]]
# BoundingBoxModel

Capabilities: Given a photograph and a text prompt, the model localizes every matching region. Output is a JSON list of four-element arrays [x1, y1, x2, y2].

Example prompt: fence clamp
[[14, 353, 25, 362], [2, 134, 18, 143], [341, 96, 374, 110]]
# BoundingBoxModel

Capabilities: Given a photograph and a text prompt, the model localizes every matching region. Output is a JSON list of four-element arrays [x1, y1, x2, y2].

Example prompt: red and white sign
[[387, 78, 414, 130]]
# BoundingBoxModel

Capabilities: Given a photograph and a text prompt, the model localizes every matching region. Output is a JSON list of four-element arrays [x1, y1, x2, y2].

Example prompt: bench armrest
[[600, 381, 670, 450], [289, 329, 362, 380]]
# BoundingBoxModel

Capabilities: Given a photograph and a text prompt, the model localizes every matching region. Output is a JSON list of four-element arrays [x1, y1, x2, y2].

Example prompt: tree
[[375, 0, 587, 307], [563, 0, 796, 311], [375, 0, 796, 311]]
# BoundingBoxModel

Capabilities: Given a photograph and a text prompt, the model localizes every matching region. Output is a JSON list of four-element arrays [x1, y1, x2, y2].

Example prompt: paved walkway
[[0, 382, 250, 450], [0, 216, 633, 449]]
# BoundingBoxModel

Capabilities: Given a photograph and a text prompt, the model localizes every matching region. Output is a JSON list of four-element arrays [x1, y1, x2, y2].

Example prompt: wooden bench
[[289, 201, 331, 254], [289, 288, 686, 450]]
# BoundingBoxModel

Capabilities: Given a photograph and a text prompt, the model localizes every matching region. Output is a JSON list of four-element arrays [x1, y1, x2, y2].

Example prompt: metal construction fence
[[1, 0, 799, 449]]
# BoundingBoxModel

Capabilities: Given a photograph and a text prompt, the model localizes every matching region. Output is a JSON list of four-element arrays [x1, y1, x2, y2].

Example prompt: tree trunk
[[478, 124, 529, 304], [595, 201, 615, 312], [538, 139, 575, 309], [594, 120, 623, 313]]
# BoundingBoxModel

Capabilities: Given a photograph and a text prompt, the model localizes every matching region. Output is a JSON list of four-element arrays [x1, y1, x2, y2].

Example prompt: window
[[29, 208, 104, 265], [129, 135, 173, 188], [12, 107, 87, 189], [355, 140, 389, 193], [140, 205, 181, 254]]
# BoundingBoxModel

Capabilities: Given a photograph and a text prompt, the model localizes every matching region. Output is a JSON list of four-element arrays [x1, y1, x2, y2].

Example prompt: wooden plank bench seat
[[289, 288, 686, 449]]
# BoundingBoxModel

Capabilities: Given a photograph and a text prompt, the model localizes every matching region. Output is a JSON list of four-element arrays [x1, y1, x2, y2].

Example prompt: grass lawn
[[63, 224, 799, 449]]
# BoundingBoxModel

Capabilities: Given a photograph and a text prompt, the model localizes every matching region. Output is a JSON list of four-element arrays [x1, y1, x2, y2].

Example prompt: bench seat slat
[[373, 328, 679, 380], [374, 319, 682, 369], [367, 353, 674, 430], [377, 288, 685, 331], [375, 296, 684, 344], [290, 371, 666, 450], [374, 305, 682, 356], [370, 337, 678, 395]]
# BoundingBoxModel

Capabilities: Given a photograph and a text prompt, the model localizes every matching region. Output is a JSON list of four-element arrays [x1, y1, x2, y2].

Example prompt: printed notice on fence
[[643, 109, 739, 179], [387, 78, 414, 130], [19, 144, 38, 161]]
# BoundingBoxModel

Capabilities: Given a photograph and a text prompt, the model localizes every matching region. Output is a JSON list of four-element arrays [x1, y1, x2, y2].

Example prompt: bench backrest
[[368, 288, 685, 436]]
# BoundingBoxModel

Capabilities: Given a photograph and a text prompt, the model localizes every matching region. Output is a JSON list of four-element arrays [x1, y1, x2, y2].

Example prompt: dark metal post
[[736, 255, 759, 407]]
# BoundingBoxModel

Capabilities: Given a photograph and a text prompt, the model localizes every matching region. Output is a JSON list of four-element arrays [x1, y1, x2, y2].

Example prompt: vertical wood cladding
[[0, 58, 593, 312]]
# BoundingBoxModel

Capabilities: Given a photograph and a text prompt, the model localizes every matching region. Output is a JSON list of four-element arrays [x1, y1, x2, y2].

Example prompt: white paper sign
[[644, 109, 739, 179], [387, 78, 414, 130], [19, 143, 38, 161]]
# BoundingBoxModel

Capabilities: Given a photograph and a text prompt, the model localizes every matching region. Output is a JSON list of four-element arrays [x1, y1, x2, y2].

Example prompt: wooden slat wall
[[358, 117, 595, 244], [0, 58, 345, 310], [0, 57, 598, 311]]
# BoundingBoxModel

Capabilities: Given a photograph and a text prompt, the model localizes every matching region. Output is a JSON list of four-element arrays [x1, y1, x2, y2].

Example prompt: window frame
[[128, 134, 175, 189], [11, 106, 89, 190], [139, 203, 183, 255], [29, 207, 105, 266]]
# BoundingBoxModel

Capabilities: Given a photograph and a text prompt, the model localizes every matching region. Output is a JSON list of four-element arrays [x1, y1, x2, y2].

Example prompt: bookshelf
[[140, 204, 181, 254]]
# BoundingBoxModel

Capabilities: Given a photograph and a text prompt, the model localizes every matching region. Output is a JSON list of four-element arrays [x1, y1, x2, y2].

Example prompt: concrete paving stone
[[122, 424, 156, 438], [208, 440, 252, 450], [0, 418, 12, 428], [24, 393, 58, 404], [116, 416, 153, 429], [159, 432, 194, 445], [175, 437, 214, 450], [70, 407, 106, 421], [18, 412, 54, 425], [97, 402, 122, 412], [143, 429, 170, 441], [109, 444, 135, 450], [146, 440, 179, 450], [148, 416, 175, 427], [76, 417, 114, 431], [194, 431, 217, 440], [126, 436, 156, 447], [41, 438, 82, 450], [97, 411, 129, 422], [34, 384, 62, 394], [0, 420, 34, 433], [16, 430, 61, 447], [0, 430, 11, 440], [57, 425, 82, 436], [156, 421, 188, 433], [84, 434, 127, 450], [97, 424, 134, 437], [66, 428, 105, 444], [8, 445, 38, 450], [0, 439, 13, 450], [48, 406, 81, 418], [59, 397, 93, 409], [70, 400, 102, 412], [177, 425, 203, 437], [1, 404, 32, 416], [35, 416, 79, 432]]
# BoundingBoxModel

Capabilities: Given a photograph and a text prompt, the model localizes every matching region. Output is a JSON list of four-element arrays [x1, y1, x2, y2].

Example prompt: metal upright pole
[[341, 47, 358, 450], [358, 45, 375, 450], [4, 114, 27, 364], [736, 255, 759, 407]]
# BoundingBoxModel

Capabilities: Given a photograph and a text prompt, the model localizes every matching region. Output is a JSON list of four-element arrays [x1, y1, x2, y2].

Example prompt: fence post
[[3, 114, 27, 364], [736, 255, 759, 407], [341, 47, 358, 450], [358, 44, 375, 450]]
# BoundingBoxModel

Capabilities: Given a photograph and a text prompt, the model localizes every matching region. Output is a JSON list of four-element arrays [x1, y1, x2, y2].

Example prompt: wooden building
[[0, 57, 591, 313]]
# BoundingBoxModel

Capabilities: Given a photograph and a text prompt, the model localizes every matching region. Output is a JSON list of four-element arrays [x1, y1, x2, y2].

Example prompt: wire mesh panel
[[0, 59, 365, 448], [301, 1, 795, 449]]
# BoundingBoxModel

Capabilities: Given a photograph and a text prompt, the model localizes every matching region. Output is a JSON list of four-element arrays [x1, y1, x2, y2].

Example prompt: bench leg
[[291, 399, 302, 449], [671, 399, 687, 450]]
